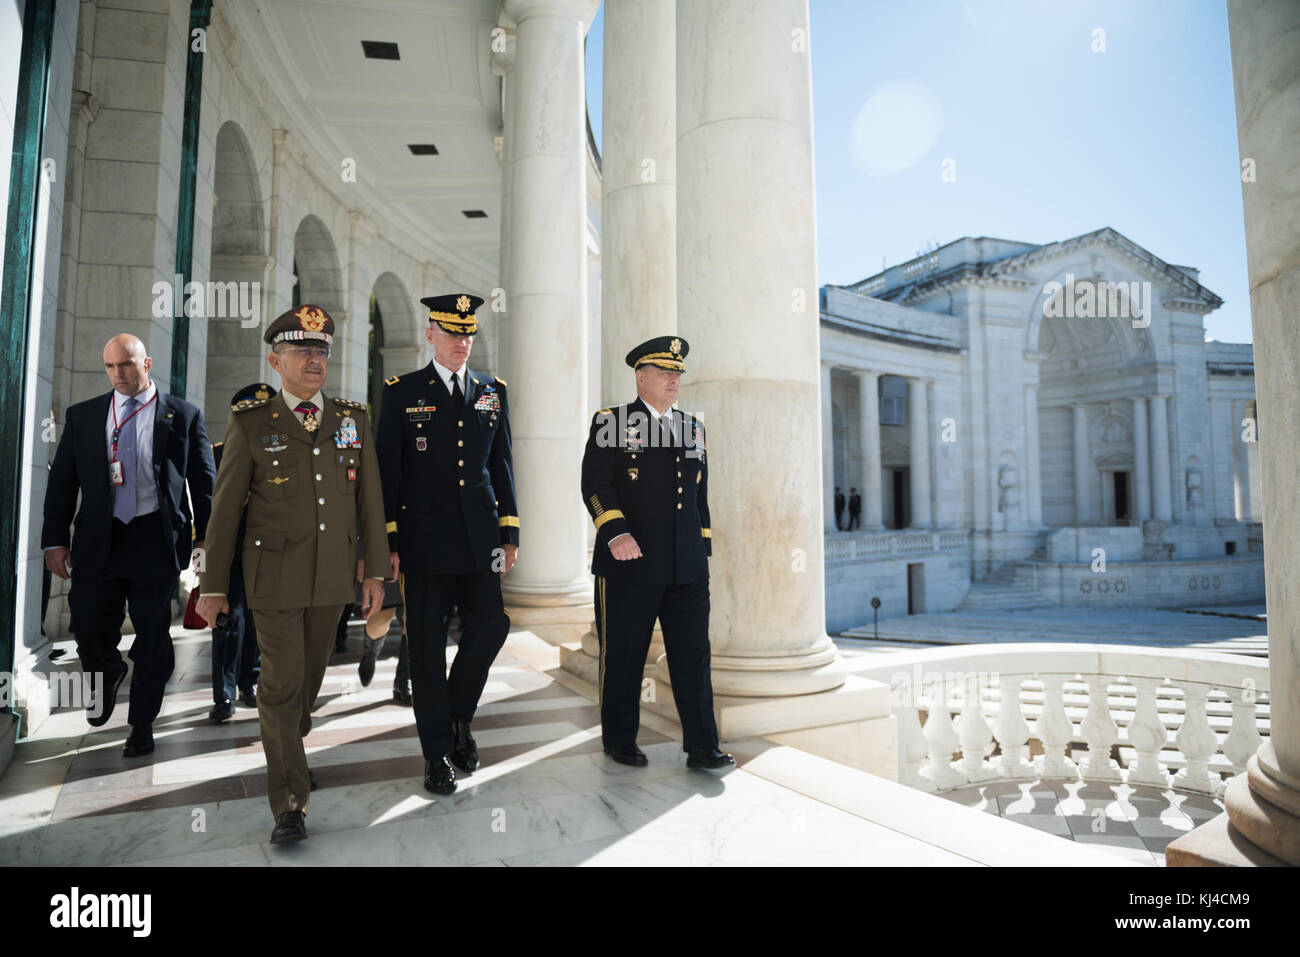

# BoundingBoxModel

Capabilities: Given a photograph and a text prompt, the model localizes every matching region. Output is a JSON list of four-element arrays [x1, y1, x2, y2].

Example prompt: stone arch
[[1024, 259, 1166, 367], [367, 271, 419, 418], [205, 120, 269, 440], [293, 214, 346, 394]]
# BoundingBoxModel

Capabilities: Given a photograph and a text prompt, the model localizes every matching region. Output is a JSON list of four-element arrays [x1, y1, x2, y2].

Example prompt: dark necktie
[[451, 373, 464, 410], [295, 401, 319, 433]]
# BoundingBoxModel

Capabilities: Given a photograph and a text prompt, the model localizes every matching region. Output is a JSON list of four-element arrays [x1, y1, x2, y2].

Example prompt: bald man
[[42, 334, 216, 757]]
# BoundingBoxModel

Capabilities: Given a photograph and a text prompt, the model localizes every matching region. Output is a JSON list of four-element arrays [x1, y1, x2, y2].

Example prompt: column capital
[[504, 0, 600, 26], [854, 368, 880, 382]]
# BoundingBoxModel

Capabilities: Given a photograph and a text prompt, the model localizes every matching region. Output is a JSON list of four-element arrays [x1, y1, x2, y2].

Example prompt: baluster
[[1125, 677, 1170, 788], [1033, 674, 1077, 779], [993, 673, 1034, 778], [1079, 676, 1123, 781], [1172, 682, 1220, 794], [896, 703, 934, 792], [920, 672, 964, 790], [1218, 681, 1263, 797], [955, 672, 997, 782]]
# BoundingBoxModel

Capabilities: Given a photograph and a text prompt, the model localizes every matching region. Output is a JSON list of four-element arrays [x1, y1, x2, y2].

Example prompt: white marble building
[[820, 228, 1262, 632]]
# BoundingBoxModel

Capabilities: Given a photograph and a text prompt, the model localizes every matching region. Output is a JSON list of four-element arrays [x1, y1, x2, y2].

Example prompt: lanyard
[[110, 391, 156, 463]]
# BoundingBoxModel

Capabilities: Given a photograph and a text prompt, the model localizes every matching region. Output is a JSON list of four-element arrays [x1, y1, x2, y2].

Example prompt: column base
[[1218, 752, 1300, 865], [504, 592, 594, 647], [672, 640, 845, 696], [1166, 776, 1291, 867], [558, 642, 895, 778]]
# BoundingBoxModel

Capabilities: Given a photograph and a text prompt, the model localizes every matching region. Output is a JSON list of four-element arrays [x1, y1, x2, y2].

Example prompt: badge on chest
[[333, 416, 361, 449], [406, 404, 436, 422]]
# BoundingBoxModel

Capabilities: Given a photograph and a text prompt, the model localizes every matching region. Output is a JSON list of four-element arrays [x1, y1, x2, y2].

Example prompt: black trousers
[[211, 562, 260, 703], [401, 570, 510, 760], [67, 512, 174, 728], [594, 577, 719, 754], [847, 512, 860, 530]]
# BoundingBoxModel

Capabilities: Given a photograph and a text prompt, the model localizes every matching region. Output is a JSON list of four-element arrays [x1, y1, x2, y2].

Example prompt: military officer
[[197, 305, 389, 845], [376, 293, 519, 796], [580, 336, 734, 770]]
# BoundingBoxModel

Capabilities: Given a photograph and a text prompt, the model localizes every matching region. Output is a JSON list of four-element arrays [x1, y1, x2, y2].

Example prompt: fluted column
[[1023, 384, 1043, 527], [908, 378, 931, 528], [1072, 403, 1090, 524], [600, 0, 676, 407], [1132, 396, 1151, 521], [857, 370, 883, 529], [821, 363, 835, 531], [500, 0, 600, 606], [490, 32, 517, 377], [1220, 0, 1300, 865], [674, 0, 841, 696], [1149, 395, 1173, 521]]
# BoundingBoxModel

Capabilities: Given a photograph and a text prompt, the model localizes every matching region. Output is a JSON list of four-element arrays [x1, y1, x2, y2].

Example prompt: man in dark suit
[[580, 336, 733, 770], [375, 293, 519, 795], [848, 487, 862, 531], [42, 333, 217, 757], [207, 382, 275, 723], [834, 486, 845, 530]]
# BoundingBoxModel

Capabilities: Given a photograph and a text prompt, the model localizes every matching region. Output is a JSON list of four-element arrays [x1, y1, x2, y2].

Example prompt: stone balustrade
[[824, 528, 970, 565], [847, 643, 1269, 797]]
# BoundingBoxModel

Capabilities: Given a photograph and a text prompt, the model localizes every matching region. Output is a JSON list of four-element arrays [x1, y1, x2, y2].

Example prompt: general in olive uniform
[[580, 336, 733, 770], [198, 305, 388, 844], [375, 293, 519, 795]]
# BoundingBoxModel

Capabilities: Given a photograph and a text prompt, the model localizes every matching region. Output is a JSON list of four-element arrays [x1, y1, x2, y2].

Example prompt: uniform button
[[458, 459, 464, 467], [458, 420, 464, 427], [676, 456, 681, 462], [318, 497, 325, 505], [677, 487, 683, 493], [319, 523, 326, 530], [676, 503, 682, 510], [402, 505, 407, 510], [272, 459, 279, 466], [631, 454, 637, 460], [313, 448, 320, 456], [677, 471, 681, 477], [254, 539, 261, 546], [457, 440, 464, 447], [417, 423, 423, 430], [459, 479, 465, 487], [316, 473, 323, 481], [349, 458, 355, 465]]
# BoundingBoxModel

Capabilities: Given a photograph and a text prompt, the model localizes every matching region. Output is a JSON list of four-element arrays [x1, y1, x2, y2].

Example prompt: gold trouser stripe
[[386, 521, 397, 533], [593, 509, 624, 529], [498, 516, 520, 528], [597, 575, 607, 707], [701, 528, 711, 539]]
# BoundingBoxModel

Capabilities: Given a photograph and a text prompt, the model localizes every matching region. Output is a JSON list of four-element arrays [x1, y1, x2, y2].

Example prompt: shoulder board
[[494, 376, 508, 387], [232, 398, 270, 414], [334, 397, 367, 410], [384, 374, 401, 386]]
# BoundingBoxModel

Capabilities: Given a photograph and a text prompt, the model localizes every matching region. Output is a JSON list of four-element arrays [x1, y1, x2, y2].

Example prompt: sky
[[586, 1, 1253, 344]]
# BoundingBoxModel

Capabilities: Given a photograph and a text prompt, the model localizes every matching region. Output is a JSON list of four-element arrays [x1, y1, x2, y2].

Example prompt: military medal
[[333, 416, 360, 449]]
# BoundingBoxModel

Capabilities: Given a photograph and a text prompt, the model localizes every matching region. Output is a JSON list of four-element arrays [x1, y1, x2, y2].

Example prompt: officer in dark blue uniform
[[207, 382, 275, 722], [375, 293, 519, 795], [580, 336, 733, 770]]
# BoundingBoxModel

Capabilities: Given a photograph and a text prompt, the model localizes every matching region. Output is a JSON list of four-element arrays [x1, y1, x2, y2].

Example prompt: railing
[[847, 644, 1270, 798], [824, 528, 970, 564]]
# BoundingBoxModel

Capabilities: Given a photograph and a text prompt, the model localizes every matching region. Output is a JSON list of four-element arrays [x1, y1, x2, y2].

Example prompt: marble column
[[600, 0, 676, 407], [857, 370, 884, 530], [1148, 395, 1173, 521], [1219, 0, 1300, 865], [1132, 396, 1151, 521], [908, 378, 931, 528], [821, 363, 835, 531], [674, 0, 841, 695], [1072, 403, 1090, 523], [1233, 405, 1252, 521], [490, 32, 517, 379], [1023, 384, 1043, 527], [499, 0, 600, 607]]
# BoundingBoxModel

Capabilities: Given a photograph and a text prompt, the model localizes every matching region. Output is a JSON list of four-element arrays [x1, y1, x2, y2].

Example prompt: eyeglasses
[[282, 346, 330, 360]]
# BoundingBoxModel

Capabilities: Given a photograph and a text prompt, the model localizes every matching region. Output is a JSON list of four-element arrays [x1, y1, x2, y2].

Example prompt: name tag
[[109, 461, 124, 487]]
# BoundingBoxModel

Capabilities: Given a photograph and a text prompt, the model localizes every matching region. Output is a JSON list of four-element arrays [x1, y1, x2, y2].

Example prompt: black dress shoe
[[122, 725, 154, 758], [239, 686, 257, 708], [423, 756, 457, 795], [87, 661, 128, 728], [686, 748, 736, 770], [269, 810, 307, 844], [604, 745, 648, 767], [308, 768, 318, 791], [450, 719, 478, 773], [358, 637, 380, 687], [209, 699, 236, 723], [392, 686, 412, 707]]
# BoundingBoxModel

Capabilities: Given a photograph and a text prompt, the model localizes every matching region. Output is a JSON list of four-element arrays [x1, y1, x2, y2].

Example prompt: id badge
[[109, 461, 124, 486]]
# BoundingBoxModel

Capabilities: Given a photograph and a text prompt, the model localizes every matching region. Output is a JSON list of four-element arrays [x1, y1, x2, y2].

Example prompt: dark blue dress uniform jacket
[[376, 365, 519, 575], [581, 397, 711, 585]]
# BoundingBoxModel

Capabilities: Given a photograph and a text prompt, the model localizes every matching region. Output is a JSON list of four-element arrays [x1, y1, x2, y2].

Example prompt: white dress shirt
[[105, 382, 159, 517], [431, 357, 468, 402]]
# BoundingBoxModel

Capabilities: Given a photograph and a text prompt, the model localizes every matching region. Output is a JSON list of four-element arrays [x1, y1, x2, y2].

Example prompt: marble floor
[[1, 625, 1142, 867]]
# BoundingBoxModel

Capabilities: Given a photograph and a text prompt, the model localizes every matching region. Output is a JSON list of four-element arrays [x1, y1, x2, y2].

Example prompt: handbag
[[183, 585, 206, 629]]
